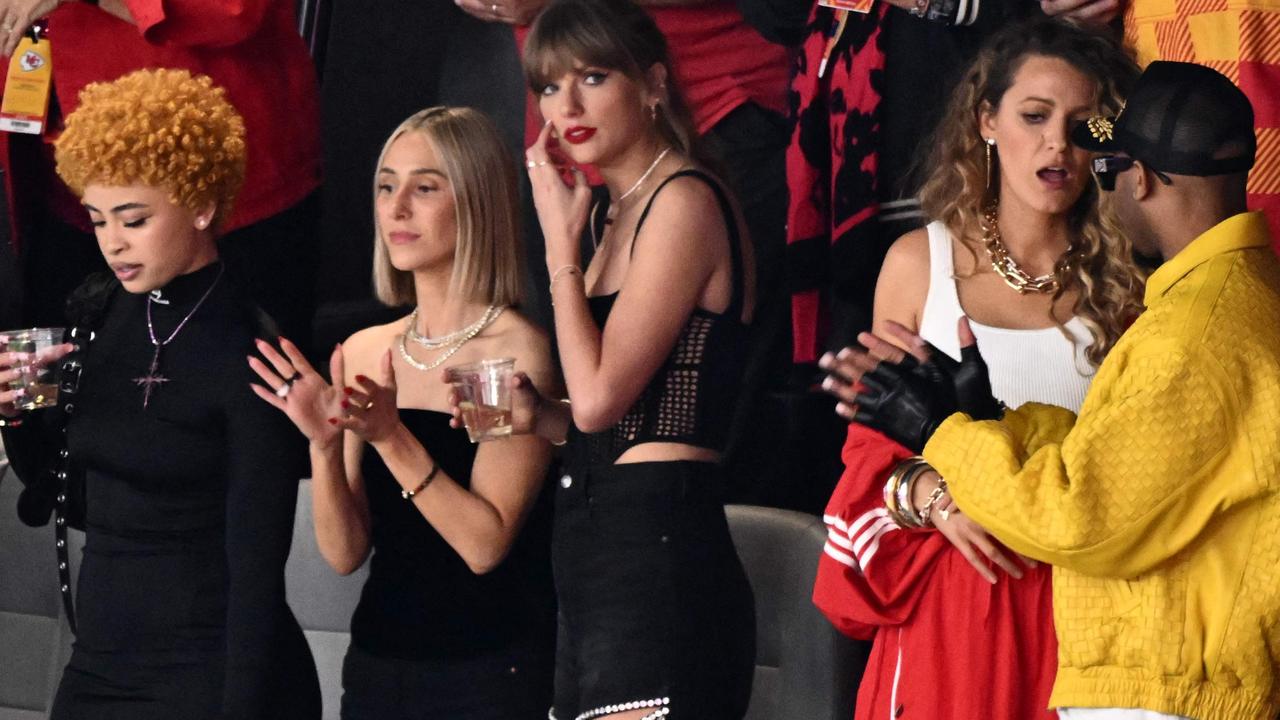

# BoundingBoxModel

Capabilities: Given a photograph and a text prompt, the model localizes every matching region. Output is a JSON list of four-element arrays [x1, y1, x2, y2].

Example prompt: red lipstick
[[563, 126, 597, 145]]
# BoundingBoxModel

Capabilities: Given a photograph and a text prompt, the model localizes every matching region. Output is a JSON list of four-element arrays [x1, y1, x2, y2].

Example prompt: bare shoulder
[[638, 173, 727, 237], [342, 316, 407, 373], [874, 227, 933, 328], [489, 310, 553, 366]]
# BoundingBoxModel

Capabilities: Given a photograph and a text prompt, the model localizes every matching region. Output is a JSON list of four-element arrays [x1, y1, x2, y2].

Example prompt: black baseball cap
[[1071, 61, 1256, 177]]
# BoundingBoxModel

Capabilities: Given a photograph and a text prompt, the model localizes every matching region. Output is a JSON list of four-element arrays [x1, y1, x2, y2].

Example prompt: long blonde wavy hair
[[918, 18, 1146, 366]]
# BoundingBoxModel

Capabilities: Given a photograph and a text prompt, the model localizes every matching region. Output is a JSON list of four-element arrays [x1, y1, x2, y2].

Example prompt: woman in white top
[[814, 18, 1150, 720]]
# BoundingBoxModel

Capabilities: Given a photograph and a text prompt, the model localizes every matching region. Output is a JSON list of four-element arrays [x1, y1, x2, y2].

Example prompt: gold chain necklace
[[981, 202, 1071, 295], [397, 305, 504, 372]]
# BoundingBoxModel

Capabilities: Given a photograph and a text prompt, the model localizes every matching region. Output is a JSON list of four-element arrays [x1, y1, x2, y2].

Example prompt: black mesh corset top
[[571, 169, 750, 467]]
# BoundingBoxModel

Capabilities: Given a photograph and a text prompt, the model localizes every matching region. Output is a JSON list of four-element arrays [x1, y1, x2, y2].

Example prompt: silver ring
[[526, 160, 537, 169], [274, 372, 302, 398]]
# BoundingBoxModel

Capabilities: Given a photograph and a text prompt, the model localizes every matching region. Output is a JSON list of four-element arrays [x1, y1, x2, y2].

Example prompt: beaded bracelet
[[401, 461, 440, 500]]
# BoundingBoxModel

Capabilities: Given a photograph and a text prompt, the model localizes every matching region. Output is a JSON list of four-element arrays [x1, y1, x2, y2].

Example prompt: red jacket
[[0, 0, 321, 252], [814, 422, 1058, 720]]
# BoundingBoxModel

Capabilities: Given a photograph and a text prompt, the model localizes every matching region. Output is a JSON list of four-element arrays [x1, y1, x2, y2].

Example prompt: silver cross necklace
[[133, 264, 225, 408]]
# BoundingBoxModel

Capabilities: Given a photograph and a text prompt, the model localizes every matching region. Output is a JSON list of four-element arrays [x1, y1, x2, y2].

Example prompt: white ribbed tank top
[[917, 221, 1096, 413]]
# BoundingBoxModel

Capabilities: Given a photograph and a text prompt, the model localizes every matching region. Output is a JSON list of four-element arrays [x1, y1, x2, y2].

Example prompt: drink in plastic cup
[[445, 358, 515, 443], [2, 327, 65, 411]]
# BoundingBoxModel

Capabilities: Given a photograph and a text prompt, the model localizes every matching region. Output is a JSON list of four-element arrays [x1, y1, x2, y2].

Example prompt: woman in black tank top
[[249, 107, 557, 719], [472, 1, 758, 718]]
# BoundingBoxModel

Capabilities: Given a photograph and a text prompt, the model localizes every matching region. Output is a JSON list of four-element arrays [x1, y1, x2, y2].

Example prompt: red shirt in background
[[516, 2, 790, 147], [0, 0, 321, 251]]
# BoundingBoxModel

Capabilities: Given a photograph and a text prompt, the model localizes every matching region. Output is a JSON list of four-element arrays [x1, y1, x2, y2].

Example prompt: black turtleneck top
[[59, 262, 317, 718]]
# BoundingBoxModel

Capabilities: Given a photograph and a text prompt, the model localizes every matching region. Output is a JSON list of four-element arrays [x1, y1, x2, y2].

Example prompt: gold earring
[[985, 137, 996, 190]]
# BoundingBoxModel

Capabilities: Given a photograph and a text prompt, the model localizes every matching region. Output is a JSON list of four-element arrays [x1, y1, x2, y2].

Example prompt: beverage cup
[[2, 327, 65, 411], [445, 358, 515, 443]]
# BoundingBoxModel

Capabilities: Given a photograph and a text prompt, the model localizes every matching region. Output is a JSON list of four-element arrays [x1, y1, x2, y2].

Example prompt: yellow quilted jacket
[[924, 212, 1280, 720]]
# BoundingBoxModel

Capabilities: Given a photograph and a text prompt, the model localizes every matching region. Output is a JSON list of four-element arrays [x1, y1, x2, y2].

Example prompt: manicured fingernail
[[341, 400, 350, 409], [836, 348, 852, 359], [818, 352, 833, 367], [821, 376, 835, 390], [343, 387, 353, 395], [328, 418, 338, 425], [355, 374, 369, 383]]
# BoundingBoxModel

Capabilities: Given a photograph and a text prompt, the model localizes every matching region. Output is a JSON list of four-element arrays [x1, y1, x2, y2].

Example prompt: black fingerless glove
[[853, 342, 1001, 452]]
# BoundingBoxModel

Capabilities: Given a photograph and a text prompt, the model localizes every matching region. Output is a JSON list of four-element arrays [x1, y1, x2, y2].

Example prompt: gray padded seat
[[726, 504, 871, 720], [284, 478, 367, 720], [0, 455, 80, 720]]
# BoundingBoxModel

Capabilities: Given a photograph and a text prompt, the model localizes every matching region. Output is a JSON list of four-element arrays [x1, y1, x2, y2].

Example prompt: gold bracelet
[[401, 460, 440, 500], [549, 264, 583, 292], [884, 456, 930, 528], [918, 478, 948, 526]]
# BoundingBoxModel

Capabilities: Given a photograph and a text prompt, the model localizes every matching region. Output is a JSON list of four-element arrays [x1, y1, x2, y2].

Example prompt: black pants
[[551, 460, 756, 719], [340, 644, 552, 720], [22, 193, 319, 350]]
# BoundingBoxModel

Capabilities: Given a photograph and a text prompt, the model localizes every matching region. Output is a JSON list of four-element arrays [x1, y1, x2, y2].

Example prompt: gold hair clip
[[1087, 116, 1114, 142]]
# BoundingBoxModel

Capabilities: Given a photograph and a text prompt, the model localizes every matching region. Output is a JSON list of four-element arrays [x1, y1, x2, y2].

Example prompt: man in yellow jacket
[[843, 62, 1280, 720]]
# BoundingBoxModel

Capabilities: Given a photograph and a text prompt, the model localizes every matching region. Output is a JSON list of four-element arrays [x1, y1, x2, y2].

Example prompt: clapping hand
[[249, 338, 344, 447]]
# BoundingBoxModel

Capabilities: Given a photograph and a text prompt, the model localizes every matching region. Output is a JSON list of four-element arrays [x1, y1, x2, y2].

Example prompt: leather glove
[[854, 342, 1001, 452]]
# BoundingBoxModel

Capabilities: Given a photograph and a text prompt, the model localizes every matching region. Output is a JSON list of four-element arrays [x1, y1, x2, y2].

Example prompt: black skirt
[[551, 460, 756, 720]]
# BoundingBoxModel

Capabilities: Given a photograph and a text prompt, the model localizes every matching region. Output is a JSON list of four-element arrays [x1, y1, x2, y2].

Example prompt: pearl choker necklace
[[398, 305, 504, 372]]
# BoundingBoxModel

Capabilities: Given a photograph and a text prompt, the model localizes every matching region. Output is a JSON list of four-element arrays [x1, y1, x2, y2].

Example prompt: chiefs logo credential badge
[[20, 51, 45, 72]]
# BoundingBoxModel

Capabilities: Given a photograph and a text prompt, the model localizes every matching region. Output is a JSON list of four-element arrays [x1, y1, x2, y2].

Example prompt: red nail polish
[[341, 400, 350, 409], [327, 418, 338, 425], [343, 387, 354, 395], [355, 374, 369, 383]]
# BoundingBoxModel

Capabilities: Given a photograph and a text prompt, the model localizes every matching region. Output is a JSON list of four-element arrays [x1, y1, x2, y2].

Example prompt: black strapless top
[[571, 169, 750, 467], [350, 409, 555, 661]]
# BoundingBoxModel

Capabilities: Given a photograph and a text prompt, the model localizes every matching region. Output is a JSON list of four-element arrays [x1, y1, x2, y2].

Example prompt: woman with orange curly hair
[[0, 68, 320, 720]]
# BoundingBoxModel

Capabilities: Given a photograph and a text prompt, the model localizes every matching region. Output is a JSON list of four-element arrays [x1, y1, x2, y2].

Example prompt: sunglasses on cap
[[1091, 155, 1173, 192]]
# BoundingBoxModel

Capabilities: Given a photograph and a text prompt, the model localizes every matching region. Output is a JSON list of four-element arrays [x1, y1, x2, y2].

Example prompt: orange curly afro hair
[[55, 68, 247, 230]]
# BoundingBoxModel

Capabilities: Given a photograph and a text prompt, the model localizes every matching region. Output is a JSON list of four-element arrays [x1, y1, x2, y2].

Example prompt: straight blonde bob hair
[[371, 106, 523, 308]]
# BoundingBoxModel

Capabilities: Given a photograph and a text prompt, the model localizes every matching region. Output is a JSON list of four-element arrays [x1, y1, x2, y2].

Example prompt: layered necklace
[[133, 263, 225, 408], [981, 202, 1071, 295], [603, 146, 672, 226], [398, 304, 504, 372]]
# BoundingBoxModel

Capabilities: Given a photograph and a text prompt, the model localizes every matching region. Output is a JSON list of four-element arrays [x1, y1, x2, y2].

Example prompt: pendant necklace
[[398, 304, 504, 372], [603, 146, 672, 226], [133, 264, 225, 408]]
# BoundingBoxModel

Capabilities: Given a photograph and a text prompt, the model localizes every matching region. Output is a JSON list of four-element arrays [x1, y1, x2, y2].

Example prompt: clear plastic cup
[[2, 327, 65, 411], [445, 358, 515, 443]]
